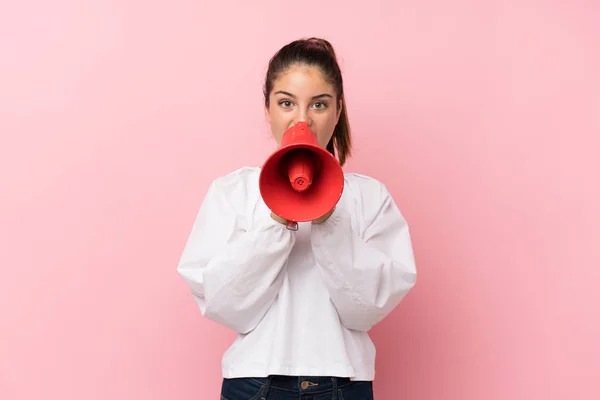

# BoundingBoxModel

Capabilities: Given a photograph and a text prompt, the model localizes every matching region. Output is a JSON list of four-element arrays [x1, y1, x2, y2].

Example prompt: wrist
[[270, 212, 300, 231], [270, 212, 288, 225], [312, 207, 336, 225]]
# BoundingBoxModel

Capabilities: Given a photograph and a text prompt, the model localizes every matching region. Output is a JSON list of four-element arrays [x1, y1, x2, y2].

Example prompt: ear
[[264, 104, 271, 124], [336, 99, 343, 123]]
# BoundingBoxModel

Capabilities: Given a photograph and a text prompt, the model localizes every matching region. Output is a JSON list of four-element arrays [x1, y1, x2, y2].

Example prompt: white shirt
[[177, 166, 417, 381]]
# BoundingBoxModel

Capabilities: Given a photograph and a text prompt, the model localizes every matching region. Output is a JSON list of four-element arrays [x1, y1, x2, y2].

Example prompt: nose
[[294, 110, 314, 128]]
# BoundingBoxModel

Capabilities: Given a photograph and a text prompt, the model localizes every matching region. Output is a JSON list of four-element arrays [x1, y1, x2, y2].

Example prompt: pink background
[[1, 1, 599, 399]]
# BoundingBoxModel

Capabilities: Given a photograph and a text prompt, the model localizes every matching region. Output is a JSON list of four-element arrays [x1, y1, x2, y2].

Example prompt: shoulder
[[206, 166, 260, 207], [343, 172, 391, 200], [211, 166, 259, 190], [342, 172, 403, 226]]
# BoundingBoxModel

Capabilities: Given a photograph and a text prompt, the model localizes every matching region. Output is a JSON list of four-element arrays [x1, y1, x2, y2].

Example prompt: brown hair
[[263, 37, 352, 166]]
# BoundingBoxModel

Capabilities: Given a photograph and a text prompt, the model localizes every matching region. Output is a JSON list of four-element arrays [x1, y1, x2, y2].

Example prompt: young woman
[[177, 37, 417, 400]]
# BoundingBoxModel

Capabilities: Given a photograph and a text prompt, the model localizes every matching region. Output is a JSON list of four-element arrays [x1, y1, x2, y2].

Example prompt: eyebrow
[[273, 91, 334, 100]]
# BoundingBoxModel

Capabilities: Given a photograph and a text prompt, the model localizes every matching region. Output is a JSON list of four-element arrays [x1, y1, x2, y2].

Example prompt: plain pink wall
[[1, 1, 599, 399]]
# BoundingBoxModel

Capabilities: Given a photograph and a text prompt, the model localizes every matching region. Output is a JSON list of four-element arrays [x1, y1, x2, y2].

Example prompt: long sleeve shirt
[[177, 166, 417, 381]]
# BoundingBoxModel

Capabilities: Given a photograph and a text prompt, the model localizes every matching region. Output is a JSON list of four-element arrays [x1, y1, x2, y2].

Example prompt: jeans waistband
[[254, 375, 353, 393]]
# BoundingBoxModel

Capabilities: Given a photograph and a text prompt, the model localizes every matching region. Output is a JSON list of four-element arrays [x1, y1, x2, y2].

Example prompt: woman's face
[[265, 64, 342, 148]]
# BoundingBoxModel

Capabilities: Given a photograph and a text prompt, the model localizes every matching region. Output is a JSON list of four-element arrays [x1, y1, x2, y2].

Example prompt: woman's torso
[[221, 166, 377, 381]]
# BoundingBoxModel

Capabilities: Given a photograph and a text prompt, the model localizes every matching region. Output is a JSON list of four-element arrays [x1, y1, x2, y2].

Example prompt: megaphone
[[259, 122, 344, 230]]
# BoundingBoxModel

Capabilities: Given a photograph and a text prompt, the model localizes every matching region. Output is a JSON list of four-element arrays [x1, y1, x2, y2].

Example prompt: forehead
[[272, 65, 335, 95]]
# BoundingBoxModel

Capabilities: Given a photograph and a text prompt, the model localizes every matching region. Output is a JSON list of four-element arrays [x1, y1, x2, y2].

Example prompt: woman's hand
[[270, 212, 288, 225], [312, 207, 335, 224], [271, 208, 335, 226]]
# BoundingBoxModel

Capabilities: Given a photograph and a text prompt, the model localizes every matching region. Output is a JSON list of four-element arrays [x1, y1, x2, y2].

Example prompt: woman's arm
[[311, 179, 417, 332], [177, 173, 295, 334]]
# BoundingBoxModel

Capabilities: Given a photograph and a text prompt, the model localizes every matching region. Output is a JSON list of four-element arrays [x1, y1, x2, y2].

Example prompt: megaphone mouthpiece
[[285, 149, 315, 192]]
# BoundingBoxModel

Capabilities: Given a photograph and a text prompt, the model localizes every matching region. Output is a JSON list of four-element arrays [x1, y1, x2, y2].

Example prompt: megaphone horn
[[259, 122, 344, 230]]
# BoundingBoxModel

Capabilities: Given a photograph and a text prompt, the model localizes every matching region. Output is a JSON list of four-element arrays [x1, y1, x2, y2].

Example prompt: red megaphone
[[259, 122, 344, 229]]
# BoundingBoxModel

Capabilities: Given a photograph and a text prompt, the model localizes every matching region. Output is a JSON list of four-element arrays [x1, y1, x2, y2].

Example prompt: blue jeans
[[220, 375, 374, 399]]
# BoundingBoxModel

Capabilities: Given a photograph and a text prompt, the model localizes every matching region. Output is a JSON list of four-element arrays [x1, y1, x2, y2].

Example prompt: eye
[[279, 100, 294, 108], [313, 102, 327, 109]]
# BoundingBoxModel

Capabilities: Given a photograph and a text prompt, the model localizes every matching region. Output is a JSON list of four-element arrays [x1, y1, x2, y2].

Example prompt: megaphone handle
[[285, 220, 298, 231]]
